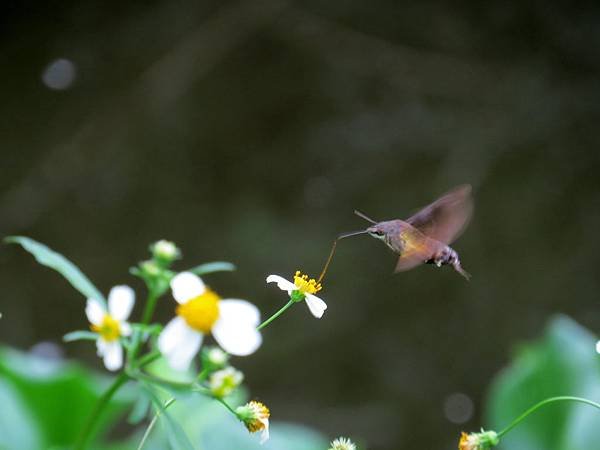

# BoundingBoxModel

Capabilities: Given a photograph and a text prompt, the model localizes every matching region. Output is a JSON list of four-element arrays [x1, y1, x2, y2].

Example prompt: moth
[[318, 185, 473, 282]]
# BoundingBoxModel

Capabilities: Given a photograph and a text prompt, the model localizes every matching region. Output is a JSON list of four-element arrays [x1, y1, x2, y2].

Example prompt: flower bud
[[208, 367, 244, 398], [202, 346, 229, 369], [150, 240, 181, 264]]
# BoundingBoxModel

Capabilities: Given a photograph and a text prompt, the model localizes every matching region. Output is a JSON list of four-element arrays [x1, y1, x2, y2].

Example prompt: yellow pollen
[[91, 314, 121, 342], [293, 270, 322, 295], [247, 401, 270, 432], [176, 289, 220, 333]]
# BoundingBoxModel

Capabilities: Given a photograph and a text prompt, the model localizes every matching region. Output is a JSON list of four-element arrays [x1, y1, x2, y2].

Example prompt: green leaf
[[174, 394, 327, 450], [485, 315, 600, 450], [143, 384, 196, 450], [128, 392, 151, 425], [5, 236, 106, 305], [187, 262, 236, 276], [64, 330, 98, 342], [0, 380, 41, 450], [0, 346, 135, 448]]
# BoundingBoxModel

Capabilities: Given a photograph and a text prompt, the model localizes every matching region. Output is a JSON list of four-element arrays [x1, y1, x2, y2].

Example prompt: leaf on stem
[[142, 384, 195, 450], [187, 262, 236, 276], [63, 331, 98, 342], [5, 236, 106, 306]]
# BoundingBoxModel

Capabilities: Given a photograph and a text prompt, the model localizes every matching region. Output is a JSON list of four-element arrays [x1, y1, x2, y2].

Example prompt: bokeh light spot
[[41, 58, 77, 90], [443, 392, 474, 424]]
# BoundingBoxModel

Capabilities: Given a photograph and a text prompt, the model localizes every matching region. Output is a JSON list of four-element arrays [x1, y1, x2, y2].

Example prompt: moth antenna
[[354, 210, 377, 224]]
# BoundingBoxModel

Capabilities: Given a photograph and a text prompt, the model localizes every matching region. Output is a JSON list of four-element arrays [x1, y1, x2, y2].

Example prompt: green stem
[[133, 371, 196, 390], [75, 352, 161, 450], [136, 397, 176, 450], [257, 299, 294, 330], [135, 351, 161, 368], [141, 291, 159, 325], [214, 396, 238, 416], [128, 291, 160, 365], [136, 391, 239, 450], [498, 396, 600, 438], [74, 372, 129, 450]]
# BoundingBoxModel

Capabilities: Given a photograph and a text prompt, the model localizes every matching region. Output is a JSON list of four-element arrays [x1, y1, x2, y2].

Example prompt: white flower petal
[[108, 285, 135, 320], [220, 299, 261, 326], [102, 341, 123, 371], [86, 298, 105, 326], [260, 419, 270, 444], [171, 272, 206, 304], [120, 321, 132, 337], [266, 275, 296, 294], [212, 300, 262, 356], [96, 338, 107, 356], [158, 317, 203, 371], [596, 340, 600, 354], [304, 294, 327, 318]]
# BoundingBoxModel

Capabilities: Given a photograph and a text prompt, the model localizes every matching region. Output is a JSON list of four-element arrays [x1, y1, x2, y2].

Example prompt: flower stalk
[[74, 372, 129, 450], [497, 396, 600, 438], [257, 299, 294, 330]]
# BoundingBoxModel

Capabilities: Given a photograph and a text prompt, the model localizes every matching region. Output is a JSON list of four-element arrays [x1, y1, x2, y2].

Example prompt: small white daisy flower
[[158, 272, 262, 371], [329, 437, 356, 450], [266, 271, 327, 318], [236, 400, 270, 444], [85, 286, 135, 371]]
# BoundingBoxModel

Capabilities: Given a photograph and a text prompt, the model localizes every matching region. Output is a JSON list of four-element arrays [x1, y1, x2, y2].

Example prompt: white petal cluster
[[85, 286, 135, 371], [158, 272, 262, 371], [266, 274, 327, 318]]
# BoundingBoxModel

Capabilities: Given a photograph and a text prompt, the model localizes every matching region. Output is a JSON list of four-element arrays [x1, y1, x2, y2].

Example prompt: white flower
[[158, 272, 262, 371], [266, 271, 327, 318], [86, 286, 135, 371], [329, 437, 356, 450], [236, 400, 270, 444], [596, 340, 600, 354]]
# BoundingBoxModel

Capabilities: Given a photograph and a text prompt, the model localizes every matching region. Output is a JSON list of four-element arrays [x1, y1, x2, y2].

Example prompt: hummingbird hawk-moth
[[318, 185, 473, 282]]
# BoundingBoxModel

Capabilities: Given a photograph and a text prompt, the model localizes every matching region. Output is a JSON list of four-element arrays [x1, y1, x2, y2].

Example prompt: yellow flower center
[[458, 432, 479, 450], [293, 271, 322, 295], [246, 401, 270, 432], [176, 289, 220, 333], [91, 314, 121, 342]]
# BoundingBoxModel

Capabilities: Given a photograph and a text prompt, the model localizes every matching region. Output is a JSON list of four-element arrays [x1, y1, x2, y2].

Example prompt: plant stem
[[141, 291, 159, 325], [257, 299, 294, 330], [135, 350, 161, 368], [133, 371, 196, 390], [498, 396, 600, 438], [214, 396, 238, 416], [74, 372, 129, 450], [136, 397, 176, 450], [128, 291, 160, 364]]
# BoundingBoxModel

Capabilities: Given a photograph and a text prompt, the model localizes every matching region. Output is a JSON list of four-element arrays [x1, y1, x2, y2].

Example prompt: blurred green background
[[1, 1, 600, 449]]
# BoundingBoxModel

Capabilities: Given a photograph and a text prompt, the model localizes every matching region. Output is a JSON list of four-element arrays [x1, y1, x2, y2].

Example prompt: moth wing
[[393, 226, 443, 273], [405, 184, 473, 245]]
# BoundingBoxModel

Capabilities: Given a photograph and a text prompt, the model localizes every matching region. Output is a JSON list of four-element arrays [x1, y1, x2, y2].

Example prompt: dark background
[[1, 1, 600, 449]]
